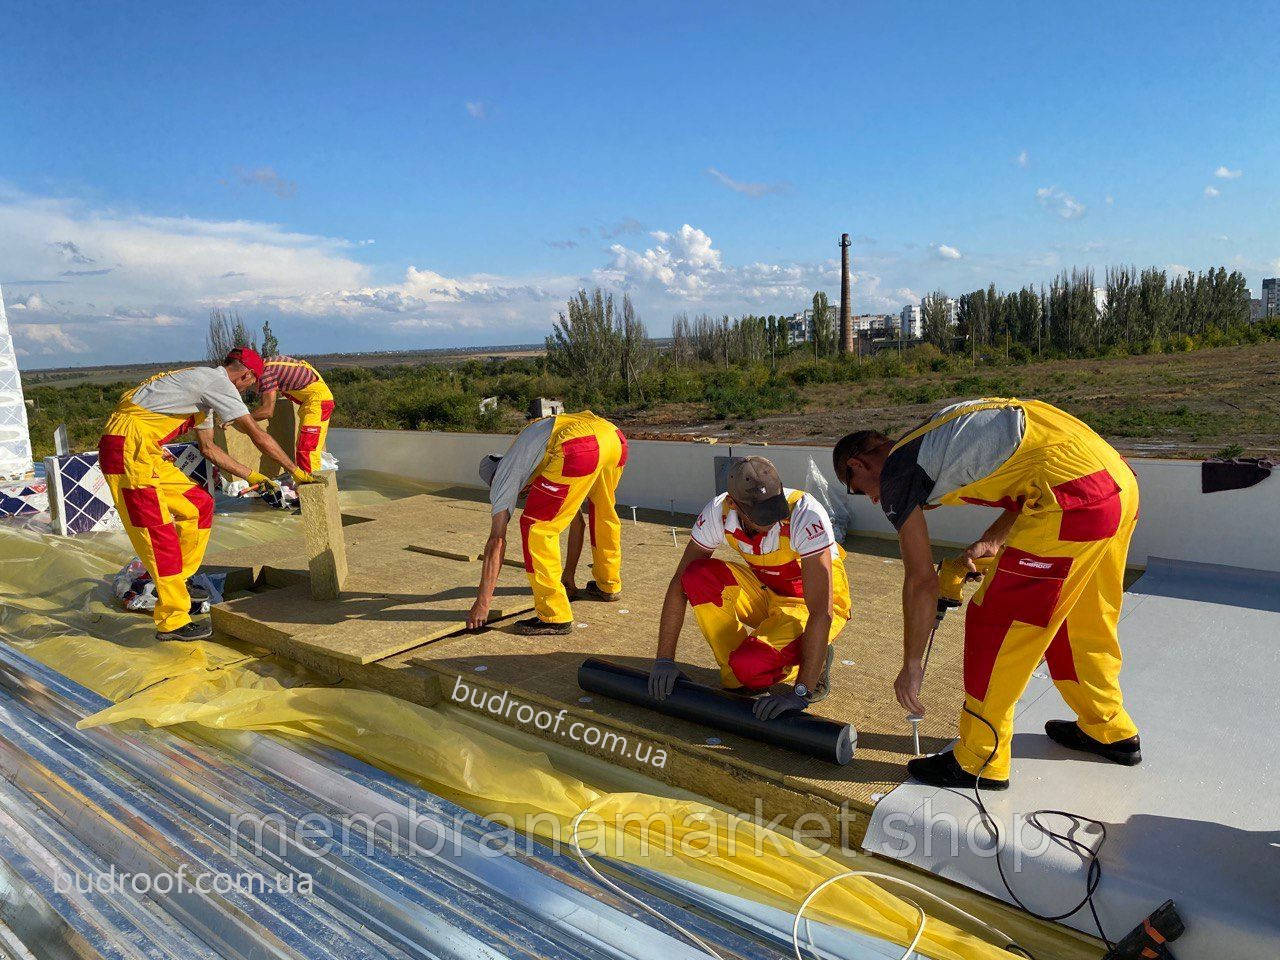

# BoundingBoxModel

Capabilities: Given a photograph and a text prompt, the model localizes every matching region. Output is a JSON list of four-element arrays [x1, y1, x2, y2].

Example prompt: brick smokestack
[[839, 233, 853, 355]]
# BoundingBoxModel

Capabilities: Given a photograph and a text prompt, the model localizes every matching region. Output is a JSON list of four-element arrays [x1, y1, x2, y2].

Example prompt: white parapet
[[0, 287, 35, 481]]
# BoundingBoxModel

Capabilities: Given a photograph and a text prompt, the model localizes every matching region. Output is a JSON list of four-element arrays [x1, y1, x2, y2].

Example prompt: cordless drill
[[1101, 900, 1184, 959], [908, 555, 995, 754]]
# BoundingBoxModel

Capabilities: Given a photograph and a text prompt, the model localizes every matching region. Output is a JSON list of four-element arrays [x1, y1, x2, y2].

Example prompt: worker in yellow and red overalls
[[470, 410, 627, 636], [246, 353, 335, 473], [835, 398, 1142, 789], [648, 456, 850, 721], [99, 349, 315, 641]]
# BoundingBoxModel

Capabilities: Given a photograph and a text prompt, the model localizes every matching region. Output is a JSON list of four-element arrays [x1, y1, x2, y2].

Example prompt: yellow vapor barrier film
[[76, 670, 1009, 960], [0, 480, 1009, 960]]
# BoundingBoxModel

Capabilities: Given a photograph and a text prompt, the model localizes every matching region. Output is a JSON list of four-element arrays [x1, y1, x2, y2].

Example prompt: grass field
[[613, 341, 1280, 457], [22, 340, 1280, 461]]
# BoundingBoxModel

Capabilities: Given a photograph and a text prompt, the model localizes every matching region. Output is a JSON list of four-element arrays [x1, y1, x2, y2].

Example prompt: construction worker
[[834, 398, 1142, 790], [648, 456, 848, 720], [99, 349, 316, 641], [246, 353, 335, 473], [470, 410, 627, 635]]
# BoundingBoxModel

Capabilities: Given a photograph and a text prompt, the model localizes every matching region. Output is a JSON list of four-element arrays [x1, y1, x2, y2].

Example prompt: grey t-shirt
[[490, 417, 555, 515], [130, 366, 251, 430], [879, 400, 1026, 529]]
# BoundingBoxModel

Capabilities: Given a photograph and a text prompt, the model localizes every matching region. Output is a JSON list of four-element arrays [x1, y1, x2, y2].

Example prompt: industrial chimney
[[838, 233, 853, 355]]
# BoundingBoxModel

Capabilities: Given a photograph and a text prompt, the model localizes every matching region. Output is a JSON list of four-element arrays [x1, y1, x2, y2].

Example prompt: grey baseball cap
[[478, 454, 502, 487], [727, 456, 789, 526]]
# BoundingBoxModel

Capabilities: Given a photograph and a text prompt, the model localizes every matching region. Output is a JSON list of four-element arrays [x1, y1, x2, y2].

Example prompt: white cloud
[[1214, 166, 1242, 180], [1165, 264, 1191, 276], [11, 323, 90, 356], [705, 167, 790, 198], [934, 243, 962, 261], [465, 101, 486, 119], [1014, 150, 1029, 168], [1204, 185, 1220, 198], [1036, 186, 1085, 220], [1105, 195, 1114, 205]]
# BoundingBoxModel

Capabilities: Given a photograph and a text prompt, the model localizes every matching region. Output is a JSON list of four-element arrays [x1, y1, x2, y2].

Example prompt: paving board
[[209, 488, 971, 837]]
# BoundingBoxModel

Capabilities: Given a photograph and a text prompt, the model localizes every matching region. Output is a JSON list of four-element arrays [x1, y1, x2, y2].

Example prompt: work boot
[[187, 581, 210, 603], [808, 644, 836, 704], [907, 749, 1009, 791], [156, 620, 213, 642], [1045, 720, 1142, 766], [581, 581, 622, 602], [514, 617, 573, 636]]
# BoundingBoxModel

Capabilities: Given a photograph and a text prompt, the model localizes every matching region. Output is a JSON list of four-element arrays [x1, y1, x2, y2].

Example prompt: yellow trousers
[[520, 413, 626, 623], [681, 557, 848, 689], [955, 481, 1141, 780], [99, 405, 214, 632], [285, 380, 335, 473]]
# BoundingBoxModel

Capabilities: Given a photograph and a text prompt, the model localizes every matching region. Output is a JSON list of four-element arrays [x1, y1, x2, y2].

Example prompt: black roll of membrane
[[577, 658, 856, 766]]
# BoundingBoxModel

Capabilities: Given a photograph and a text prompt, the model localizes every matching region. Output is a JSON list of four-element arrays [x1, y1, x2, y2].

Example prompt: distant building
[[851, 314, 897, 337], [529, 397, 564, 419], [1263, 278, 1279, 317], [900, 303, 922, 339], [785, 313, 810, 344], [1251, 298, 1263, 322], [1093, 287, 1108, 314]]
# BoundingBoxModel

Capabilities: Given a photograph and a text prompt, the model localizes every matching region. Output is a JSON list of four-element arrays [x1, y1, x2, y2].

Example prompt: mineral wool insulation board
[[863, 558, 1280, 958]]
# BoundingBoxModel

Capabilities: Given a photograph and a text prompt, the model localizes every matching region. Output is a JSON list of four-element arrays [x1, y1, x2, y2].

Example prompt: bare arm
[[656, 540, 715, 659], [562, 511, 586, 595], [468, 510, 510, 630], [896, 507, 938, 715], [230, 415, 304, 476], [196, 429, 254, 481], [795, 550, 834, 689], [964, 508, 1020, 569], [247, 388, 278, 422]]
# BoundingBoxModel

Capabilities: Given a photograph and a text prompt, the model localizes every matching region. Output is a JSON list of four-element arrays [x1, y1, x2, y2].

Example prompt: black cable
[[959, 703, 1116, 952]]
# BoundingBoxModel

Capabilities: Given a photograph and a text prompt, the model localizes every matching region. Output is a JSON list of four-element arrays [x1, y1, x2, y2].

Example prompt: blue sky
[[1, 1, 1276, 364]]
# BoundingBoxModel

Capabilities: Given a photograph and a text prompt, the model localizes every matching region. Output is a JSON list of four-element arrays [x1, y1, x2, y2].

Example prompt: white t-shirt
[[489, 417, 556, 515], [130, 366, 251, 430], [691, 489, 839, 559]]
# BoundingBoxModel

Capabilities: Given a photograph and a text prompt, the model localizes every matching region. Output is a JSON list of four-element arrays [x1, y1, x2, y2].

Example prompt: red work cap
[[227, 347, 265, 382]]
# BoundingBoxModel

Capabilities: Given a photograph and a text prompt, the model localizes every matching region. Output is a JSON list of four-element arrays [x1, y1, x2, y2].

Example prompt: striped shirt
[[258, 356, 321, 395]]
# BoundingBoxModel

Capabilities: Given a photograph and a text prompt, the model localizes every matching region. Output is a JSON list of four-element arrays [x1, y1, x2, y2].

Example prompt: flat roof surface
[[863, 558, 1280, 958]]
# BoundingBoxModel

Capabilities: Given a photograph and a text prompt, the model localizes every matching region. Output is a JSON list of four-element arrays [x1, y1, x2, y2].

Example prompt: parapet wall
[[328, 428, 1280, 574]]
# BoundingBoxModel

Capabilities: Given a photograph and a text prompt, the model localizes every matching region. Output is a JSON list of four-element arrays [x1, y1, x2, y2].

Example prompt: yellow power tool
[[908, 555, 997, 754]]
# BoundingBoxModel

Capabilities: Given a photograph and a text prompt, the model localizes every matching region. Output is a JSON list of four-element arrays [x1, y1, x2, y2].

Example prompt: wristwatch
[[794, 683, 811, 700]]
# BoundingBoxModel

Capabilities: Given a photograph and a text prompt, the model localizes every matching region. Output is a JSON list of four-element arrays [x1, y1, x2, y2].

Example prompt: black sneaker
[[1045, 720, 1142, 766], [907, 749, 1009, 791], [513, 617, 574, 636], [156, 620, 212, 642], [581, 581, 622, 602], [808, 644, 836, 704], [186, 581, 210, 603]]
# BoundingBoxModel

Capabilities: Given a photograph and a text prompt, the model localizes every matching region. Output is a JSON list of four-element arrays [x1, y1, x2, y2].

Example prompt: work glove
[[246, 471, 280, 492], [752, 686, 810, 721], [291, 468, 321, 485], [647, 658, 685, 701]]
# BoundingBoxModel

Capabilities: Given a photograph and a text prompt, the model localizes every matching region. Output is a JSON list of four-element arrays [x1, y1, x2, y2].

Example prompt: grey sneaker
[[156, 621, 212, 642]]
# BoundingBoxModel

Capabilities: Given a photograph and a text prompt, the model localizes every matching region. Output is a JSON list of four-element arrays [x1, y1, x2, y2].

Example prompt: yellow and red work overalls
[[682, 491, 852, 689], [98, 379, 215, 633], [896, 399, 1140, 780], [268, 359, 334, 473], [520, 411, 627, 624]]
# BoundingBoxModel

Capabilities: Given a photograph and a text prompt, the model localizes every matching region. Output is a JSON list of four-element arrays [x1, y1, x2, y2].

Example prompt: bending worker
[[99, 349, 316, 642], [648, 456, 848, 720], [470, 410, 627, 636], [834, 397, 1142, 790], [246, 353, 335, 473]]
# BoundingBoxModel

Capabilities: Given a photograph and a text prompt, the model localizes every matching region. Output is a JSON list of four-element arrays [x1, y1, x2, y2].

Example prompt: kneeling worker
[[470, 410, 627, 635], [835, 397, 1141, 790], [246, 353, 335, 473], [99, 348, 316, 641], [649, 456, 849, 720]]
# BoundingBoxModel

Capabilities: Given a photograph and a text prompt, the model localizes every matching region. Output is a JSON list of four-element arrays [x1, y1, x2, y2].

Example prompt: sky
[[1, 0, 1276, 366]]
